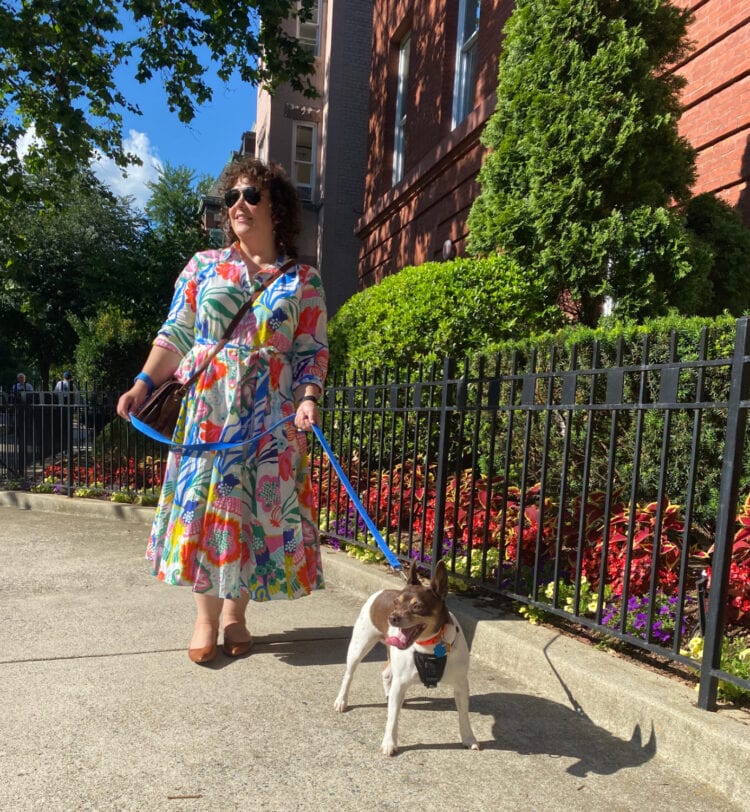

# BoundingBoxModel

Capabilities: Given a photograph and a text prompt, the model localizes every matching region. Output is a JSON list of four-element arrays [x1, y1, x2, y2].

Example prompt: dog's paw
[[464, 738, 480, 751], [381, 738, 398, 757], [333, 697, 347, 713]]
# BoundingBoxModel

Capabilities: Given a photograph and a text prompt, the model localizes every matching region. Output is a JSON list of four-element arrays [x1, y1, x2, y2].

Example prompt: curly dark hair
[[221, 156, 301, 258]]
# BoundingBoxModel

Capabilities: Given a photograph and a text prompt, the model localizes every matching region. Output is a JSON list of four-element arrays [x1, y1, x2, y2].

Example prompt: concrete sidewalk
[[0, 492, 748, 811]]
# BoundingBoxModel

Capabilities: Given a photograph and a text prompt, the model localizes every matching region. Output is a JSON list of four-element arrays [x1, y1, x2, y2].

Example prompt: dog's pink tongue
[[385, 626, 410, 649]]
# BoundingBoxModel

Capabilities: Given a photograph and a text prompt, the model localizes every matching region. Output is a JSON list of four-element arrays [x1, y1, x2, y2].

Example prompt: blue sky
[[92, 64, 259, 210]]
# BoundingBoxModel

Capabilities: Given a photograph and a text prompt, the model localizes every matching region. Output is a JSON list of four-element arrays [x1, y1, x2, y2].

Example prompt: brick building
[[673, 0, 750, 220], [356, 0, 750, 289]]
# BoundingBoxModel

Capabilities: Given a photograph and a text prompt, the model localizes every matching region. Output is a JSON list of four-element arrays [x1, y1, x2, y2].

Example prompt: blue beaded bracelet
[[134, 371, 154, 395]]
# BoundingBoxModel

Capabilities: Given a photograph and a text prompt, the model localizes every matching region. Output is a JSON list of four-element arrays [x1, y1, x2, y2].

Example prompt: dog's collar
[[415, 623, 450, 648]]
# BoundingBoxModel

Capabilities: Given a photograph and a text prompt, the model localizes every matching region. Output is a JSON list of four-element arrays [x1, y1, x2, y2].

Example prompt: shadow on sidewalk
[[384, 690, 657, 775]]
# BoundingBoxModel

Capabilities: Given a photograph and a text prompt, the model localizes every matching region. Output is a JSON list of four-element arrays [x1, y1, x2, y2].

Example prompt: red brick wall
[[673, 0, 750, 223], [357, 0, 511, 286], [357, 0, 750, 288]]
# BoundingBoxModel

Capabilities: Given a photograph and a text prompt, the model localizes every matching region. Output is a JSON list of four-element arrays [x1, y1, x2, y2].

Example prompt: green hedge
[[328, 255, 563, 370]]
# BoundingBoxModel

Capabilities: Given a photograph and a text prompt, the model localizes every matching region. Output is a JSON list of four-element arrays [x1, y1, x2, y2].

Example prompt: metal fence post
[[698, 316, 750, 709], [430, 357, 455, 573], [66, 399, 74, 497]]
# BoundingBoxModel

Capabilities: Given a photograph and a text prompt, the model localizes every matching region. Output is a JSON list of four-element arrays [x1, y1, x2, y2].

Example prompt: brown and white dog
[[334, 559, 479, 756]]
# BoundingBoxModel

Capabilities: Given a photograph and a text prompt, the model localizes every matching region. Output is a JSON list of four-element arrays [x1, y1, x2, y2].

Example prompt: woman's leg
[[190, 593, 222, 651], [222, 591, 252, 644]]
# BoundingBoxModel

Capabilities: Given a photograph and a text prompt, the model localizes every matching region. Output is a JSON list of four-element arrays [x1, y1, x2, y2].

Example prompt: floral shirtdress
[[146, 247, 329, 601]]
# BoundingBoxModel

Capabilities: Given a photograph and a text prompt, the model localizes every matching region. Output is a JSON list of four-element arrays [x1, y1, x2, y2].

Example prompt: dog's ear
[[407, 560, 421, 585], [430, 559, 448, 599]]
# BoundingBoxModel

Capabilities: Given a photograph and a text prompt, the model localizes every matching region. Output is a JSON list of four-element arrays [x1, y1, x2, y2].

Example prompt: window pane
[[298, 1, 319, 52], [296, 126, 313, 149], [296, 164, 312, 185], [293, 124, 315, 194], [300, 22, 317, 42], [393, 33, 411, 185], [462, 0, 480, 42], [453, 0, 481, 126]]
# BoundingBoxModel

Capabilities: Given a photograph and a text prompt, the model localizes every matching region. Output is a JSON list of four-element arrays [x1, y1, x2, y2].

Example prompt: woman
[[117, 157, 328, 664]]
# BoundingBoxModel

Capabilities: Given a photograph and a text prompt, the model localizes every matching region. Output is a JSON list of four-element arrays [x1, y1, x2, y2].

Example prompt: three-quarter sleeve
[[292, 266, 329, 390], [153, 254, 200, 357]]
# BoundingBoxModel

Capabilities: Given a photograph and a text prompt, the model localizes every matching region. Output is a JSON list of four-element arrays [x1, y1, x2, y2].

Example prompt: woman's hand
[[294, 398, 320, 432], [117, 346, 181, 422], [117, 384, 148, 421]]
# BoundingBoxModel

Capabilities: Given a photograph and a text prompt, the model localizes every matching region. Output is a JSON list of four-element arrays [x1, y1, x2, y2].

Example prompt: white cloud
[[92, 129, 163, 211], [11, 125, 163, 212], [14, 126, 41, 158]]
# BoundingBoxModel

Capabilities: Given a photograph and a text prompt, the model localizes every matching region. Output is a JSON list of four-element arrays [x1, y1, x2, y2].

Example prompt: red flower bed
[[706, 493, 750, 627], [43, 456, 165, 491], [316, 458, 750, 631]]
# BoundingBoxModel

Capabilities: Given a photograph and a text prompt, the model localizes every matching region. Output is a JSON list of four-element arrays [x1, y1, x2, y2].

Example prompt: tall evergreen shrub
[[467, 0, 698, 326]]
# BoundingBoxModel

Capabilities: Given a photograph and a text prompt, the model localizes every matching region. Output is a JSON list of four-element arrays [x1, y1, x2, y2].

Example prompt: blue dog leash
[[311, 423, 402, 572], [131, 412, 402, 572], [130, 412, 295, 453]]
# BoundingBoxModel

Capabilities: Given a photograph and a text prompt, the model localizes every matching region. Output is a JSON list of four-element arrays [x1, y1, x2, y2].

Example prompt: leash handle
[[131, 413, 295, 453], [311, 423, 402, 571]]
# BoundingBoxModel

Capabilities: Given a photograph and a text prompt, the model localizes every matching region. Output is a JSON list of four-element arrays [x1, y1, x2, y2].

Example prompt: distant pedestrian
[[54, 371, 73, 393], [11, 373, 32, 401], [54, 371, 75, 399]]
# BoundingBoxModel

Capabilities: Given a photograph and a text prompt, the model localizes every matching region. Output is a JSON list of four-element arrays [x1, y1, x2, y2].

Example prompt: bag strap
[[182, 257, 297, 390]]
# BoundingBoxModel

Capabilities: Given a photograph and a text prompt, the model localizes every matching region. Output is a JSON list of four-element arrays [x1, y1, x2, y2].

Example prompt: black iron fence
[[0, 387, 167, 495], [3, 320, 750, 709]]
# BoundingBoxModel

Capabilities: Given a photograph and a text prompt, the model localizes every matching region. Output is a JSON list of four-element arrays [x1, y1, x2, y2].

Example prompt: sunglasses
[[224, 186, 262, 207]]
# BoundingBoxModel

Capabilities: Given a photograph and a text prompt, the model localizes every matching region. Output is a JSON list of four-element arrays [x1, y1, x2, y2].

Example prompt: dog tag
[[434, 643, 447, 657]]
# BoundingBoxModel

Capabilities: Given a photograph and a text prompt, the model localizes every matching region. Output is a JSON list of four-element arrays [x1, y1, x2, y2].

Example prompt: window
[[297, 1, 320, 56], [392, 32, 411, 186], [452, 0, 480, 126], [292, 122, 316, 201]]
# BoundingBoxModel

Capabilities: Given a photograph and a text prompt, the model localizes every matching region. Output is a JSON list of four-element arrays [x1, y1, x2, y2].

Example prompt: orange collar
[[416, 623, 448, 647]]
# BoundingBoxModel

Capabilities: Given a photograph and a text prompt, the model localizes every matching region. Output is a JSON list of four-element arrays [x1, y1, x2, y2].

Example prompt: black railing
[[0, 387, 167, 496], [3, 320, 750, 710]]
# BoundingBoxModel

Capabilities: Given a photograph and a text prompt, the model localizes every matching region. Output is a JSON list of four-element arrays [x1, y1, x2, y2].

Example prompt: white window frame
[[452, 0, 480, 127], [297, 1, 321, 57], [292, 122, 316, 202], [392, 32, 411, 186]]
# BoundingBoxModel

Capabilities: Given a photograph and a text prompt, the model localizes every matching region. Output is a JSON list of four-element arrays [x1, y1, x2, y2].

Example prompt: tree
[[145, 162, 212, 241], [467, 0, 698, 326], [137, 162, 214, 331], [72, 306, 151, 390], [0, 161, 226, 388], [680, 193, 750, 317], [0, 0, 317, 199], [0, 166, 146, 387]]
